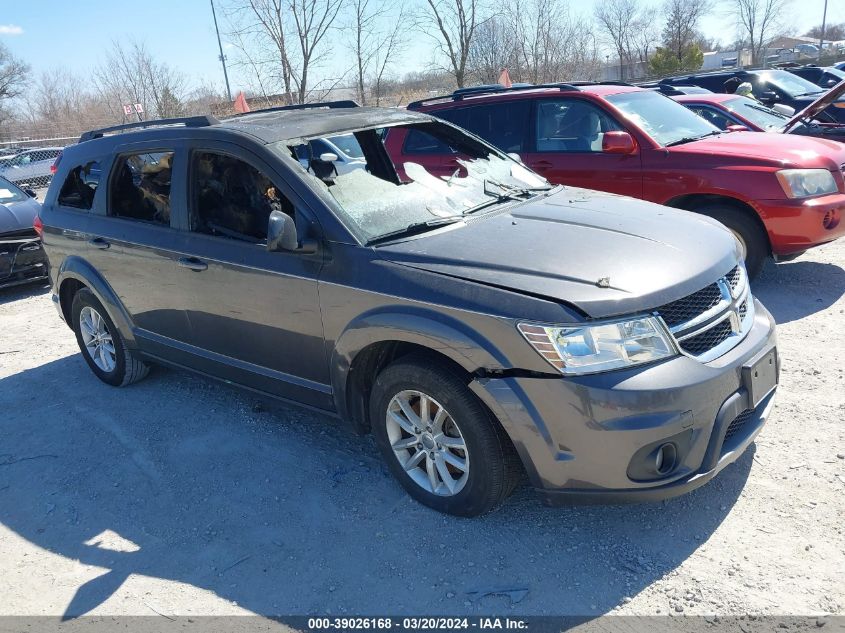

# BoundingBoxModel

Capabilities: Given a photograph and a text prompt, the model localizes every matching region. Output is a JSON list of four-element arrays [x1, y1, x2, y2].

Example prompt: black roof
[[77, 102, 433, 146]]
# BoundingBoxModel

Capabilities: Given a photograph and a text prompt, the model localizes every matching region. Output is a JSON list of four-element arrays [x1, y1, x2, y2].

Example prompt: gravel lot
[[1, 241, 843, 620]]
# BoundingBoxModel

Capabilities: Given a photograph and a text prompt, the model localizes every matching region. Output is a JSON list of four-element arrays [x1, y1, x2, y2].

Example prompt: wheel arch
[[331, 308, 513, 434], [56, 256, 137, 346], [664, 193, 772, 255]]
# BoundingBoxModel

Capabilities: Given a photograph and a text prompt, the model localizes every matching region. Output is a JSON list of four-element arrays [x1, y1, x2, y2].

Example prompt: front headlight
[[518, 316, 677, 376], [776, 169, 838, 199]]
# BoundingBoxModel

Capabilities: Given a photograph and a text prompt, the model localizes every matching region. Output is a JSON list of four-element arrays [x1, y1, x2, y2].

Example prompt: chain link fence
[[0, 137, 78, 194]]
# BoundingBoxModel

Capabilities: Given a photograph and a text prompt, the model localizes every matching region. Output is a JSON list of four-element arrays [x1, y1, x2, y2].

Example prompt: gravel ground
[[0, 241, 843, 621]]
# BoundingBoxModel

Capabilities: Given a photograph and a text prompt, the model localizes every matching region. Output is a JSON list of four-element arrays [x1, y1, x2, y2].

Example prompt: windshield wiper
[[366, 217, 461, 246], [664, 130, 723, 147], [795, 91, 824, 97]]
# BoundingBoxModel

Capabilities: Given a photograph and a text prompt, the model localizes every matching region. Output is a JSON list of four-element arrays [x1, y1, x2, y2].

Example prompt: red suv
[[401, 84, 845, 277]]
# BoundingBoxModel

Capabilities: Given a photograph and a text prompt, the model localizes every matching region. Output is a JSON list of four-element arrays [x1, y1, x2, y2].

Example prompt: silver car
[[0, 147, 63, 188]]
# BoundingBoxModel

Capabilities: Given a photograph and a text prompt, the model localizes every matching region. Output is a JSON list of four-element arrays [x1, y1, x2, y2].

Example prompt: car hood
[[783, 80, 845, 132], [676, 130, 845, 165], [376, 188, 739, 319], [0, 197, 40, 235]]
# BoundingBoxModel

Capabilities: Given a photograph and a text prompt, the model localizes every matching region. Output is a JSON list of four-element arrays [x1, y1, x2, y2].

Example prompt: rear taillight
[[33, 214, 43, 238], [50, 151, 62, 175]]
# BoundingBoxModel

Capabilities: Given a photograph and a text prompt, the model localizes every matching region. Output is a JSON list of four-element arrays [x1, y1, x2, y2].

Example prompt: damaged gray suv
[[39, 102, 779, 516]]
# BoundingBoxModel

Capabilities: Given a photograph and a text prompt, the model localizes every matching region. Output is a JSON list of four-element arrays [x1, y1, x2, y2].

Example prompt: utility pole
[[210, 0, 233, 102], [818, 0, 828, 61]]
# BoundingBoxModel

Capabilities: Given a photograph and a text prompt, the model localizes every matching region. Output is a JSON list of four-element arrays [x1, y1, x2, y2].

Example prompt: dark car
[[39, 106, 778, 516], [673, 80, 845, 144], [783, 64, 845, 89], [646, 69, 845, 123], [0, 175, 48, 289]]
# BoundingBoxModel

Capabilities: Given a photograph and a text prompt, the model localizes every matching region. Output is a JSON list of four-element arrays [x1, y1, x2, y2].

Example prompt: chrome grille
[[656, 264, 753, 362]]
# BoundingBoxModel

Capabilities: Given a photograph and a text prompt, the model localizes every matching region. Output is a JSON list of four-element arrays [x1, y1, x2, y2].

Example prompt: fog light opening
[[655, 443, 677, 475], [822, 209, 840, 231]]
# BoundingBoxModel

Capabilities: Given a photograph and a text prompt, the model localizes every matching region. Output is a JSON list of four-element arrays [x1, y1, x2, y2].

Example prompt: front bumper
[[757, 193, 845, 255], [0, 234, 49, 289], [470, 298, 778, 503]]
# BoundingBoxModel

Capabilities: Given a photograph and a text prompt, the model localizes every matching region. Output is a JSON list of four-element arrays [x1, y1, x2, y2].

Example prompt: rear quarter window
[[57, 161, 101, 210]]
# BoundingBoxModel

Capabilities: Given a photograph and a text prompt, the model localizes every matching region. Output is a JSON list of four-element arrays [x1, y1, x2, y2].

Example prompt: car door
[[522, 96, 643, 198], [89, 142, 195, 353], [174, 141, 331, 408]]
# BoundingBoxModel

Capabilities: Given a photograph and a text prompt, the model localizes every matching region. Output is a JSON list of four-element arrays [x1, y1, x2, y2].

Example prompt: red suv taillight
[[33, 214, 43, 238], [50, 151, 62, 175]]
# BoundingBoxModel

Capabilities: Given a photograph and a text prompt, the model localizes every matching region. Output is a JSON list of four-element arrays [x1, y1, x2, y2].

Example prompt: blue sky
[[1, 0, 844, 94]]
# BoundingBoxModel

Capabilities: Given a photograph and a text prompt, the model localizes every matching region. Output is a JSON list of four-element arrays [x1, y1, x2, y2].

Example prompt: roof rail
[[408, 83, 581, 110], [565, 80, 634, 87], [229, 100, 360, 117], [79, 115, 220, 143]]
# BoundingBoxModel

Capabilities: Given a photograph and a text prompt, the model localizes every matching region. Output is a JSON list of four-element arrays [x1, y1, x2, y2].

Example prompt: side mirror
[[727, 124, 749, 132], [266, 210, 317, 254], [25, 188, 37, 198], [319, 152, 339, 163], [601, 131, 637, 155], [507, 152, 523, 163]]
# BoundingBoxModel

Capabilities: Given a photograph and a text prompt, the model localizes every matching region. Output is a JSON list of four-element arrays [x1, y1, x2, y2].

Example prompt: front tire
[[370, 354, 520, 516], [71, 289, 149, 387], [694, 204, 769, 279]]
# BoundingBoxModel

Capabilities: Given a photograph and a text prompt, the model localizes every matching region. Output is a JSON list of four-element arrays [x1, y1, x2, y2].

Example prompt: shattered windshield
[[273, 122, 550, 244]]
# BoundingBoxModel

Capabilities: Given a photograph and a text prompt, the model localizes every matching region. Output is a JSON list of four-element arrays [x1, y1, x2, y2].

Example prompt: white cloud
[[0, 24, 23, 36]]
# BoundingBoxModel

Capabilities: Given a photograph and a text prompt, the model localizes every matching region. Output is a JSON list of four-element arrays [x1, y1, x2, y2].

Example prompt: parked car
[[0, 147, 63, 188], [292, 133, 366, 175], [39, 107, 779, 516], [782, 64, 845, 89], [406, 83, 845, 276], [645, 69, 845, 123], [0, 175, 48, 289], [673, 81, 845, 143]]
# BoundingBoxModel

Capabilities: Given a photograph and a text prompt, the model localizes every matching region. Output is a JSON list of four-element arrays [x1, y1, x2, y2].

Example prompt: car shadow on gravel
[[0, 281, 50, 306], [753, 258, 845, 324], [0, 355, 754, 618]]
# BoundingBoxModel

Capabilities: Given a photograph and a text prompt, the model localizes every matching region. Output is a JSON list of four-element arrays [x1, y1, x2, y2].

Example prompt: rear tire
[[71, 289, 149, 387], [694, 204, 769, 279], [370, 354, 520, 517]]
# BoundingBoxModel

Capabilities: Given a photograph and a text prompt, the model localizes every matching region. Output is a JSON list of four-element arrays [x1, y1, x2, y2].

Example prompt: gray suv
[[39, 103, 779, 516]]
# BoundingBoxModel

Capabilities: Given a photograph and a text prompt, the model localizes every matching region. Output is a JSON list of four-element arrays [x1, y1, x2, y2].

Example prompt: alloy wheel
[[385, 390, 469, 496], [79, 306, 117, 373]]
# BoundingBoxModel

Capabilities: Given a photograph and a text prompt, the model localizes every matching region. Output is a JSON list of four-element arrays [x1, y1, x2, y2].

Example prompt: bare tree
[[227, 0, 344, 104], [346, 0, 407, 105], [805, 22, 845, 42], [728, 0, 790, 65], [594, 0, 642, 80], [418, 0, 486, 88], [0, 43, 29, 104], [94, 41, 187, 120], [467, 17, 517, 84], [662, 0, 710, 63], [631, 7, 660, 67]]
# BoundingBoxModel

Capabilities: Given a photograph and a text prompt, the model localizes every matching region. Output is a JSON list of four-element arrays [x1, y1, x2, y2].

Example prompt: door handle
[[88, 238, 110, 250], [178, 257, 208, 272], [532, 160, 554, 172]]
